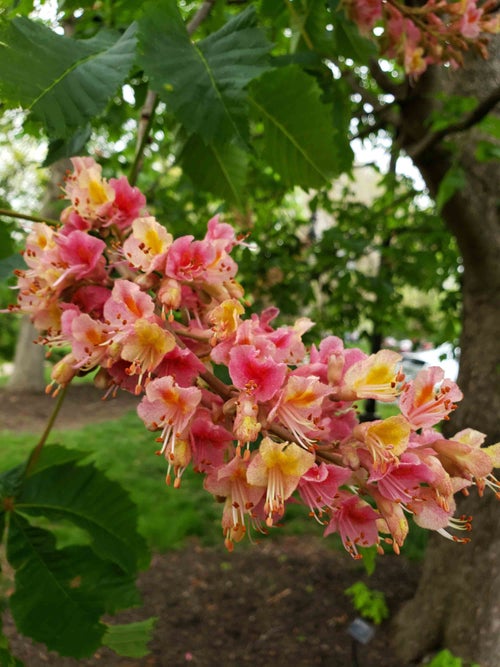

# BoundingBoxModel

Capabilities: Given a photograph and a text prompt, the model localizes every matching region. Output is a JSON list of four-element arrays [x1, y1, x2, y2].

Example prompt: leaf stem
[[26, 385, 69, 475], [0, 207, 60, 227]]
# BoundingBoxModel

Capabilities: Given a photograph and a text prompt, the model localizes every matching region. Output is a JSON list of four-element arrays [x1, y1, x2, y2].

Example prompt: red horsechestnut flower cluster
[[7, 158, 500, 556], [341, 0, 500, 76]]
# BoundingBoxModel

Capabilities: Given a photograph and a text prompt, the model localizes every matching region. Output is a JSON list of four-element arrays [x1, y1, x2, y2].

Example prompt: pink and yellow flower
[[246, 437, 315, 526]]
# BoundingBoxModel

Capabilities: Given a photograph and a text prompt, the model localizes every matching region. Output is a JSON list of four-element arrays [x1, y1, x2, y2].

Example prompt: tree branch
[[407, 85, 500, 160], [0, 207, 60, 227], [368, 58, 408, 100]]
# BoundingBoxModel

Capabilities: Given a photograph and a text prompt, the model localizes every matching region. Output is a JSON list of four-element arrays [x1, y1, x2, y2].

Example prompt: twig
[[186, 0, 217, 35], [408, 85, 500, 159], [0, 207, 60, 227]]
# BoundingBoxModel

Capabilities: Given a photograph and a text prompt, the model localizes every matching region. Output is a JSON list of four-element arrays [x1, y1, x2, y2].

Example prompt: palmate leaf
[[6, 515, 140, 657], [249, 66, 340, 188], [0, 17, 137, 138], [139, 1, 271, 144], [179, 133, 248, 207], [16, 445, 149, 574]]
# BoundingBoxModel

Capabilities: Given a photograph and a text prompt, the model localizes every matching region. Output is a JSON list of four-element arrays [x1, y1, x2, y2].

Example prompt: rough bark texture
[[392, 39, 500, 666], [7, 160, 69, 392]]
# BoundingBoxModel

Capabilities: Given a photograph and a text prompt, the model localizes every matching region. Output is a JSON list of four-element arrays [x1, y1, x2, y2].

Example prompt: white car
[[401, 342, 459, 382]]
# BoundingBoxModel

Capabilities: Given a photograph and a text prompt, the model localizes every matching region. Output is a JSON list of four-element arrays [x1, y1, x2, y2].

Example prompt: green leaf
[[179, 133, 248, 207], [0, 222, 15, 260], [249, 66, 340, 188], [0, 18, 138, 137], [103, 618, 157, 658], [328, 2, 377, 63], [6, 514, 105, 657], [139, 1, 271, 144], [0, 254, 25, 281], [43, 124, 92, 167], [0, 464, 26, 503], [6, 513, 140, 657], [289, 0, 333, 54], [479, 114, 500, 139], [475, 140, 500, 163], [17, 445, 149, 574], [435, 164, 465, 213]]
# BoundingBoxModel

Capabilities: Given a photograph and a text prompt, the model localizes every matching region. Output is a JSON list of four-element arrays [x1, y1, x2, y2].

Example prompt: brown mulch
[[1, 387, 422, 667]]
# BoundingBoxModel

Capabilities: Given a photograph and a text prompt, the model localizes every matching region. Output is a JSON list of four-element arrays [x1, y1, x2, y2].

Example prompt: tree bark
[[392, 40, 500, 666], [7, 159, 69, 392]]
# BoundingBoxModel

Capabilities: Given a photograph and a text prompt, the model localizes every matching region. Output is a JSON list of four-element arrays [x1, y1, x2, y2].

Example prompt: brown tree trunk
[[392, 39, 500, 666], [7, 159, 69, 392]]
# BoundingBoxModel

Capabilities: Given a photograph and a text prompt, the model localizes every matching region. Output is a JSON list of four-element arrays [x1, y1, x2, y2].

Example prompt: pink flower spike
[[229, 345, 287, 402]]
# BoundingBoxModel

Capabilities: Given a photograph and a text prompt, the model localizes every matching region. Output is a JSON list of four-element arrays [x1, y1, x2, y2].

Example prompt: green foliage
[[139, 2, 271, 144], [327, 0, 377, 63], [179, 132, 249, 207], [0, 17, 138, 140], [344, 581, 389, 625], [427, 649, 480, 667], [0, 444, 150, 658], [435, 163, 466, 213], [249, 65, 341, 188], [103, 618, 157, 658]]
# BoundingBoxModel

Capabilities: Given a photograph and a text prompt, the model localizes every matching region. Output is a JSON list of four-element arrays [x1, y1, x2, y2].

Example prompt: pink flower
[[352, 415, 411, 473], [205, 454, 266, 550], [271, 374, 331, 447], [54, 230, 107, 287], [324, 493, 380, 558], [108, 176, 146, 231], [165, 236, 215, 282], [298, 463, 351, 517], [348, 0, 383, 34], [123, 217, 172, 273], [60, 308, 109, 369], [190, 409, 234, 473], [246, 437, 315, 526], [138, 375, 202, 456], [61, 157, 115, 226], [228, 345, 287, 402], [458, 0, 483, 39], [338, 349, 404, 402], [399, 366, 463, 430], [103, 279, 155, 324]]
